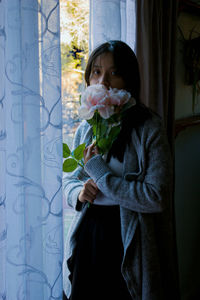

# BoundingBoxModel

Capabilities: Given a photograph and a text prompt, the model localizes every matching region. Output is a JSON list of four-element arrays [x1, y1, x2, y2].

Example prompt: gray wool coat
[[63, 112, 180, 299]]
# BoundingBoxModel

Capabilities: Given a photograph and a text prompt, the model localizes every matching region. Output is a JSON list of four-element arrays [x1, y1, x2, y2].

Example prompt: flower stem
[[78, 161, 84, 168], [96, 111, 98, 144]]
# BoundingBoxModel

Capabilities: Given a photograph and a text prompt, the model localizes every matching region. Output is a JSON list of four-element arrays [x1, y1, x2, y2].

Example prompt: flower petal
[[98, 105, 115, 119], [78, 106, 94, 119]]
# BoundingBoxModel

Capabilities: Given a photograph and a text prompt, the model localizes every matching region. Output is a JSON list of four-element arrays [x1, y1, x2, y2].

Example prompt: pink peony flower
[[79, 84, 135, 120], [63, 85, 137, 174]]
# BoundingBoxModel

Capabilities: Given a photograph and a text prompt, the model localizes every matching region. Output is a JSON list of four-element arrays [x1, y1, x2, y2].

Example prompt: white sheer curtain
[[90, 0, 136, 51], [0, 1, 63, 299]]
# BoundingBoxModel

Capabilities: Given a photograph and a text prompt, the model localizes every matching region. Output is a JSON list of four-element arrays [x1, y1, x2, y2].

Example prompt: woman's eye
[[111, 70, 119, 76], [92, 69, 100, 75]]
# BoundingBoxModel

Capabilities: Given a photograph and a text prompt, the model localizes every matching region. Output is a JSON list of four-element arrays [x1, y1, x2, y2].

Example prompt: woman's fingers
[[78, 179, 99, 203], [80, 143, 100, 202], [84, 144, 93, 164], [84, 143, 99, 164]]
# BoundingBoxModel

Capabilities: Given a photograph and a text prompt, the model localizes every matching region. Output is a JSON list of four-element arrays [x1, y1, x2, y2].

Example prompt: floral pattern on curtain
[[0, 0, 63, 299]]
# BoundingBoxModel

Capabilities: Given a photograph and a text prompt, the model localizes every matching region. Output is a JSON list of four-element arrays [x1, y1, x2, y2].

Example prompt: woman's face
[[89, 52, 126, 90]]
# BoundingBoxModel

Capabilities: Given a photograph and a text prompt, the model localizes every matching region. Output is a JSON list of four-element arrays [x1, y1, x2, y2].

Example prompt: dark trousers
[[63, 204, 132, 300]]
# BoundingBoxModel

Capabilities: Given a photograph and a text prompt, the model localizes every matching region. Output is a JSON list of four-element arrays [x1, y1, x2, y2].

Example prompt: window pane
[[60, 0, 89, 236]]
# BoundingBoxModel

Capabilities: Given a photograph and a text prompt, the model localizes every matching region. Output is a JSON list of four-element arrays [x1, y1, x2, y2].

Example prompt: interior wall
[[175, 10, 200, 300]]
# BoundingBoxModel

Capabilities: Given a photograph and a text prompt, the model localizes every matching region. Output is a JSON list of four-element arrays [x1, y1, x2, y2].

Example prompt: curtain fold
[[135, 1, 180, 295], [135, 0, 178, 147], [0, 1, 63, 299], [89, 0, 136, 51]]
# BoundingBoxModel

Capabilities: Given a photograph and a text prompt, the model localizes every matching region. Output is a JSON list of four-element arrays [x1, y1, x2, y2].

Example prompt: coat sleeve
[[84, 117, 173, 213]]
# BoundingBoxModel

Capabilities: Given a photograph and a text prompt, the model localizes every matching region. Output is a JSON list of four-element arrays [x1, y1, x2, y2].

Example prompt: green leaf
[[107, 114, 120, 124], [63, 158, 78, 172], [63, 143, 71, 158], [97, 138, 110, 154], [109, 126, 121, 140], [99, 121, 107, 136], [97, 125, 121, 154], [92, 124, 97, 136], [87, 118, 96, 126], [73, 143, 86, 160]]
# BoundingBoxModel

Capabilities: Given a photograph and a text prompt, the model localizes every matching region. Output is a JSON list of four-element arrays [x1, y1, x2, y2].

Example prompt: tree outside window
[[60, 0, 89, 147]]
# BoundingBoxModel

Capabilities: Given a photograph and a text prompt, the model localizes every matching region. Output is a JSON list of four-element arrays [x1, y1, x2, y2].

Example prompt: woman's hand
[[84, 142, 99, 164], [78, 143, 99, 204], [78, 179, 99, 204]]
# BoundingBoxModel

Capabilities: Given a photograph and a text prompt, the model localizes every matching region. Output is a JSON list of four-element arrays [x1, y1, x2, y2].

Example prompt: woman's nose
[[99, 73, 109, 89]]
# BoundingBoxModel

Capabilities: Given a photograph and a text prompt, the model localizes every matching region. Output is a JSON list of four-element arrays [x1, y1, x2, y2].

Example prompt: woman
[[63, 40, 179, 300]]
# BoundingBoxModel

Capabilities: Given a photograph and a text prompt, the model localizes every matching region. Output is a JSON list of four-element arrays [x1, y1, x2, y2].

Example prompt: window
[[60, 0, 89, 234], [60, 0, 89, 145]]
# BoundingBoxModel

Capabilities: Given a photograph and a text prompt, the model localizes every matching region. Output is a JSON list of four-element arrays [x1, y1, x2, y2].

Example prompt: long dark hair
[[85, 40, 151, 162]]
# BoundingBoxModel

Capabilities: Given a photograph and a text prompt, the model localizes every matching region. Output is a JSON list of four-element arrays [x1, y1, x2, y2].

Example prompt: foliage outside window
[[60, 0, 89, 147]]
